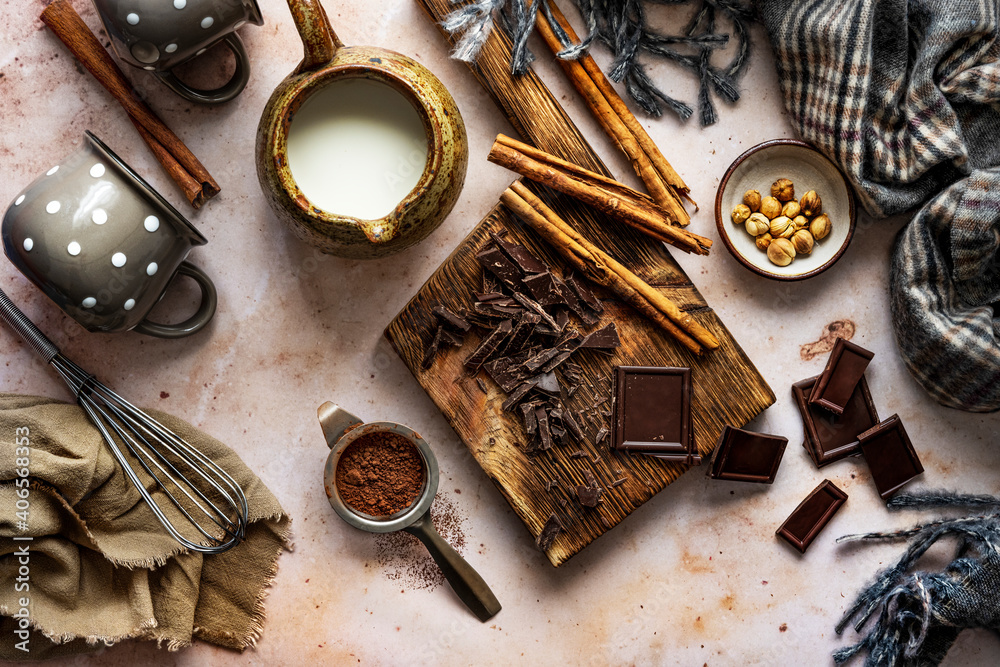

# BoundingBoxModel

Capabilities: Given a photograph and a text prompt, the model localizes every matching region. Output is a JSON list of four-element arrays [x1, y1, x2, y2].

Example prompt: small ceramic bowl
[[715, 139, 856, 281]]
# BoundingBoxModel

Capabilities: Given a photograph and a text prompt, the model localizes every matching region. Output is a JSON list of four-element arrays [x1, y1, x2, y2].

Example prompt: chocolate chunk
[[476, 377, 488, 394], [809, 339, 875, 415], [576, 472, 603, 507], [595, 426, 609, 445], [439, 328, 464, 348], [563, 410, 584, 441], [502, 378, 539, 411], [706, 426, 788, 484], [503, 312, 541, 355], [569, 450, 587, 459], [609, 477, 627, 488], [464, 319, 513, 371], [535, 513, 563, 552], [421, 326, 444, 370], [536, 407, 553, 450], [776, 480, 848, 554], [523, 346, 563, 373], [491, 232, 549, 275], [857, 414, 923, 500], [474, 302, 524, 318], [520, 402, 538, 434], [581, 323, 620, 349], [522, 272, 563, 307], [566, 276, 603, 314], [432, 305, 471, 332], [476, 245, 522, 289], [613, 366, 699, 465], [512, 292, 560, 331], [484, 356, 526, 393], [792, 376, 878, 467]]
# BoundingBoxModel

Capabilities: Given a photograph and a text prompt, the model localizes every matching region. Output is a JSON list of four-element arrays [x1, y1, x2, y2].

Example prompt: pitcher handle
[[288, 0, 343, 73]]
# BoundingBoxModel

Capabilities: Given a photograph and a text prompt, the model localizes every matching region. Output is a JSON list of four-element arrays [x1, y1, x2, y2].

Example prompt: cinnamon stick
[[41, 0, 220, 208], [503, 181, 720, 353], [489, 136, 711, 255], [537, 3, 696, 214]]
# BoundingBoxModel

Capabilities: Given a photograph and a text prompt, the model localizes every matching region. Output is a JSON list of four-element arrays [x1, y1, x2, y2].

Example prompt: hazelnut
[[771, 178, 795, 202], [731, 204, 751, 225], [792, 215, 809, 230], [810, 213, 832, 240], [800, 190, 822, 217], [755, 233, 772, 250], [743, 189, 762, 212], [769, 215, 792, 237], [767, 237, 796, 266], [760, 196, 782, 219], [781, 201, 801, 219], [746, 212, 770, 236], [792, 229, 814, 255]]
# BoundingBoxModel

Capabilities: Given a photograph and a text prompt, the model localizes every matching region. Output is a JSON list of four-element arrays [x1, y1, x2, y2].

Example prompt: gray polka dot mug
[[91, 0, 263, 104], [1, 132, 217, 339]]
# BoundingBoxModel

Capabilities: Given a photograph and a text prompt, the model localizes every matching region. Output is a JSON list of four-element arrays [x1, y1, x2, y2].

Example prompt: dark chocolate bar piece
[[432, 305, 471, 332], [576, 471, 603, 507], [535, 513, 564, 551], [776, 480, 848, 554], [490, 232, 548, 275], [463, 319, 513, 371], [707, 426, 788, 484], [476, 245, 522, 289], [522, 272, 563, 307], [809, 339, 875, 415], [565, 276, 603, 314], [857, 414, 923, 500], [613, 366, 698, 464], [792, 376, 878, 467], [580, 323, 620, 349]]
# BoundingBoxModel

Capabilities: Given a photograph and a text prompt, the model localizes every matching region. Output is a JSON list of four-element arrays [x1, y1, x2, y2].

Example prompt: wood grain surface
[[384, 0, 775, 566]]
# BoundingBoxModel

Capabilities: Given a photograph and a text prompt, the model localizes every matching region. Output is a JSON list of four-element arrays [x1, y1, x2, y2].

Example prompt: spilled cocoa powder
[[372, 492, 468, 590], [336, 431, 425, 517]]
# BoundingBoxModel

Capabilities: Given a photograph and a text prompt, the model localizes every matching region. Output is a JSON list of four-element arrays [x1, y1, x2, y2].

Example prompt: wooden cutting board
[[383, 0, 775, 566]]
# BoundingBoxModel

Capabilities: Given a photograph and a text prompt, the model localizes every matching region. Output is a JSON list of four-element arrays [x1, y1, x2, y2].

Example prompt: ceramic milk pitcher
[[255, 0, 468, 259], [2, 133, 217, 338], [91, 0, 264, 104]]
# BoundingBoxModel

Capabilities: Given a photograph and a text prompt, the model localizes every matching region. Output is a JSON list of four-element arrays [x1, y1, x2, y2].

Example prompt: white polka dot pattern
[[67, 241, 81, 256], [92, 209, 108, 225], [126, 13, 139, 25], [46, 166, 59, 176], [90, 163, 105, 178], [46, 201, 60, 214], [112, 252, 127, 268], [124, 299, 136, 311], [201, 16, 214, 29], [22, 238, 33, 252], [147, 262, 158, 276], [14, 195, 24, 206], [81, 297, 97, 308], [165, 43, 178, 54], [174, 0, 186, 8], [144, 215, 160, 232]]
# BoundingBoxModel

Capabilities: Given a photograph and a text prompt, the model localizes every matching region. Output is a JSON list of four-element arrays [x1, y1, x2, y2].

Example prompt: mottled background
[[1, 0, 998, 664]]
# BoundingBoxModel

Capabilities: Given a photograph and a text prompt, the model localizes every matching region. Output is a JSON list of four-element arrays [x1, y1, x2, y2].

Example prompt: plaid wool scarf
[[758, 0, 1000, 412]]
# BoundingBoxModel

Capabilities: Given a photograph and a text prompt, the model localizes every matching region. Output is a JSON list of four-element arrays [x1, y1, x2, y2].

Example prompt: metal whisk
[[0, 289, 247, 554]]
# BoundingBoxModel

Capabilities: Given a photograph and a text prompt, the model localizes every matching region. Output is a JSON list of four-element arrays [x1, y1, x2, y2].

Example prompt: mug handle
[[289, 0, 343, 73], [133, 261, 217, 339], [154, 33, 251, 105]]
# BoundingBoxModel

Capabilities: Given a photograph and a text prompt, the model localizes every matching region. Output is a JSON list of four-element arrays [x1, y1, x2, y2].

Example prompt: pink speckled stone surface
[[1, 1, 999, 664]]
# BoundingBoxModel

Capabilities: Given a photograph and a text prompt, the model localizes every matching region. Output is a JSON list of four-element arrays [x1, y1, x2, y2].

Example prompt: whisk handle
[[0, 288, 60, 362]]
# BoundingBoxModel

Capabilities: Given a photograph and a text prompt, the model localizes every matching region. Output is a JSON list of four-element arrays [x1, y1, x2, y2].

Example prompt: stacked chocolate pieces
[[791, 338, 923, 500], [425, 232, 620, 454]]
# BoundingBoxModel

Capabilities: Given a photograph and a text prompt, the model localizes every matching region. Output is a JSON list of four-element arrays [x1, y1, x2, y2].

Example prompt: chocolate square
[[809, 339, 875, 415], [858, 414, 923, 500], [776, 480, 848, 554], [612, 366, 698, 464], [706, 426, 788, 484], [792, 376, 878, 467]]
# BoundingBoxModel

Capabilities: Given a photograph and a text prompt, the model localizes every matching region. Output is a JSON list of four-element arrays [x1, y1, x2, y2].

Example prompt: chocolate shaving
[[502, 378, 539, 411], [569, 450, 587, 459], [432, 305, 472, 332], [595, 426, 609, 445], [610, 477, 627, 488], [512, 292, 560, 331], [421, 326, 445, 370], [563, 410, 584, 441], [520, 402, 538, 434], [576, 474, 603, 507], [536, 407, 553, 450], [476, 377, 488, 394], [522, 272, 564, 307]]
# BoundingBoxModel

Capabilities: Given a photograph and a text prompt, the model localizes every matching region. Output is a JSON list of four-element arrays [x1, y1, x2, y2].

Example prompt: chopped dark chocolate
[[483, 357, 525, 393], [522, 272, 564, 307], [512, 292, 560, 331], [421, 326, 445, 370], [535, 371, 560, 395], [776, 480, 848, 554], [566, 276, 604, 314], [476, 377, 488, 394], [432, 305, 471, 332], [464, 319, 513, 371], [563, 410, 584, 441], [523, 346, 563, 373], [474, 291, 507, 303], [580, 323, 620, 349], [520, 402, 538, 434], [707, 426, 788, 484], [502, 378, 539, 411], [491, 232, 549, 275], [439, 328, 464, 348], [576, 472, 603, 507], [857, 414, 923, 500], [535, 513, 564, 552], [503, 312, 540, 355], [595, 426, 609, 445], [569, 450, 587, 459], [476, 245, 522, 289], [536, 408, 553, 451], [792, 376, 878, 467], [613, 366, 699, 465], [809, 339, 875, 415], [609, 477, 627, 488]]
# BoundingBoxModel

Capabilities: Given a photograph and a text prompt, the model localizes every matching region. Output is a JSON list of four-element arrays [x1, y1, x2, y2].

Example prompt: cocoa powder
[[335, 431, 426, 517]]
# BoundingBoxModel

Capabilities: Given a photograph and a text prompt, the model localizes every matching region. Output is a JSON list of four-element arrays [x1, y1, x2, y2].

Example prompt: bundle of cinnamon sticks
[[535, 2, 694, 221], [489, 134, 712, 255], [41, 0, 219, 208], [501, 181, 720, 355]]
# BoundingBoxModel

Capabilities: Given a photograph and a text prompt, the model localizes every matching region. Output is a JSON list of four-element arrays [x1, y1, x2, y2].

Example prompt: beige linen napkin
[[0, 393, 291, 659]]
